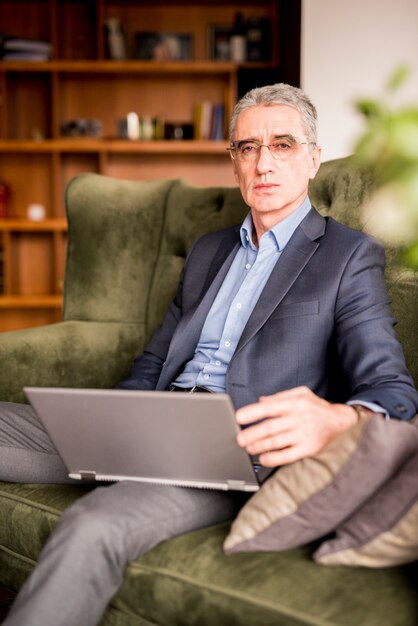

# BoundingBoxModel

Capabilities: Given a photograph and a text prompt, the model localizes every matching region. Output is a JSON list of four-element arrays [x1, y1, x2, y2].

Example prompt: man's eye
[[240, 143, 258, 153], [273, 141, 293, 151]]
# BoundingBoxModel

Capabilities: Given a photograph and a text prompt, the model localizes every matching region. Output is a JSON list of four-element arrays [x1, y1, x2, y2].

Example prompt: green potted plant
[[352, 66, 418, 269]]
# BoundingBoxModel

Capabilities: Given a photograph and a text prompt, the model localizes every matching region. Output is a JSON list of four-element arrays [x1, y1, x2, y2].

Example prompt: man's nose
[[256, 145, 275, 172]]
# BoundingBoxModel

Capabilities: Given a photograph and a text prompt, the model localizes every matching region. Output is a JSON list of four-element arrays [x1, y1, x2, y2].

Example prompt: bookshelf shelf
[[0, 139, 230, 154], [0, 60, 237, 74], [0, 218, 67, 231], [0, 295, 62, 309]]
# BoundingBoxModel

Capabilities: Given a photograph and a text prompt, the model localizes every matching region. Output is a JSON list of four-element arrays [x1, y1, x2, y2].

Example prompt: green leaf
[[355, 99, 384, 118], [389, 115, 418, 159], [386, 65, 411, 93]]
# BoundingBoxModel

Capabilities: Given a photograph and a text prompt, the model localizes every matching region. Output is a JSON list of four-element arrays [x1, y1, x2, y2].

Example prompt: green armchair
[[0, 157, 417, 625]]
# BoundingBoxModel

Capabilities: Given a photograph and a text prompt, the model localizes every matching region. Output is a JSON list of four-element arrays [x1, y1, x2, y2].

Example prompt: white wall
[[301, 0, 418, 160]]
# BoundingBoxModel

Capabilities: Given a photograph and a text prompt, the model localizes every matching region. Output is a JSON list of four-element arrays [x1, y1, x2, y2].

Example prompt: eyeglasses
[[227, 135, 316, 162]]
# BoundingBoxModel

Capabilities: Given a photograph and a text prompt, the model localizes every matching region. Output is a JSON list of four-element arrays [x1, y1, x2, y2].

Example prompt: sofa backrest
[[63, 175, 175, 327]]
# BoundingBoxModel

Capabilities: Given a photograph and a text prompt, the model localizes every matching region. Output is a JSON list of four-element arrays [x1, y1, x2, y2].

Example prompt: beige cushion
[[223, 415, 418, 555], [313, 449, 418, 567]]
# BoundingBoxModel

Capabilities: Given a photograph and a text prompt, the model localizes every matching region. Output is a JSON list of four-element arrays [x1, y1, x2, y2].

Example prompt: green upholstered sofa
[[0, 157, 417, 626]]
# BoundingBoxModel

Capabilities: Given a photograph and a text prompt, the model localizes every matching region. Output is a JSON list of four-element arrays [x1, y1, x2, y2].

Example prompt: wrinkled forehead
[[234, 104, 306, 141]]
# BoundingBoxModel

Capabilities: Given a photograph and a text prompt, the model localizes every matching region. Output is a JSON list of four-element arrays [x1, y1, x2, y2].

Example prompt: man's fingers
[[236, 386, 316, 425], [236, 416, 294, 444], [236, 398, 289, 425], [236, 402, 273, 425], [242, 429, 296, 455], [236, 415, 294, 447], [258, 446, 304, 467]]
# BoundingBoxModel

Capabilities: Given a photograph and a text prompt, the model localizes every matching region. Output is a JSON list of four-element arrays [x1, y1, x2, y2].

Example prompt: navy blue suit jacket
[[119, 208, 418, 419]]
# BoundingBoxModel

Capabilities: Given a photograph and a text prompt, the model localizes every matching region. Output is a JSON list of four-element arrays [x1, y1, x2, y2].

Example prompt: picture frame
[[207, 25, 232, 61], [135, 32, 193, 61]]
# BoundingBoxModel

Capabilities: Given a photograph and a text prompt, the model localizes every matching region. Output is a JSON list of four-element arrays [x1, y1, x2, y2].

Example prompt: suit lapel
[[172, 239, 240, 357], [199, 227, 241, 298], [156, 229, 240, 389], [234, 209, 326, 357]]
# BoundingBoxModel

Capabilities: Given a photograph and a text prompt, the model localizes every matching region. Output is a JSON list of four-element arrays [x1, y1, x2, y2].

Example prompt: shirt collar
[[240, 196, 312, 252]]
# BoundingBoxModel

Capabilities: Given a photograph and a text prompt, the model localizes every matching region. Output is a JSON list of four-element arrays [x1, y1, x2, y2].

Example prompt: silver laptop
[[24, 387, 263, 492]]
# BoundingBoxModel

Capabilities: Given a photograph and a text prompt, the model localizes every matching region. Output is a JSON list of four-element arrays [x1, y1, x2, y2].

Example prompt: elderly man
[[2, 83, 417, 626]]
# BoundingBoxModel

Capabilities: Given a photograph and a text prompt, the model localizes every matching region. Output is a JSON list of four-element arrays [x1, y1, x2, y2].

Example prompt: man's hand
[[236, 386, 359, 467]]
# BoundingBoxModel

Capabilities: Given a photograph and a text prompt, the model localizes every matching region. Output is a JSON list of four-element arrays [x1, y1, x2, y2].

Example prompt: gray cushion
[[314, 448, 418, 567], [224, 415, 418, 556]]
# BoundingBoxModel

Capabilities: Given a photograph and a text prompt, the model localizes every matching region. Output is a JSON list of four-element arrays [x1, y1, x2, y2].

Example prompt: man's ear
[[309, 146, 322, 180]]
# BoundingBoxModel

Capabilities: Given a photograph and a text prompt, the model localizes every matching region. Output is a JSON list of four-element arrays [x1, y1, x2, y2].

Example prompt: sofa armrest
[[386, 267, 418, 388], [0, 320, 144, 403]]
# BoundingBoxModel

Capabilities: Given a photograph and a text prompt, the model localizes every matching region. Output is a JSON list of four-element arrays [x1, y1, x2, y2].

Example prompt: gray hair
[[229, 83, 318, 144]]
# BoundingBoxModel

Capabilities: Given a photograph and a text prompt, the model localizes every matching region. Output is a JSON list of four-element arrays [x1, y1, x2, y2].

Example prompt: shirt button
[[203, 374, 209, 380], [215, 360, 221, 366], [245, 263, 251, 270], [236, 303, 242, 309], [225, 340, 231, 347]]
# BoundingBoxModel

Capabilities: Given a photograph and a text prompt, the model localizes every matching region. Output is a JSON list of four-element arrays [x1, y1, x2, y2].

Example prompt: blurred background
[[301, 0, 418, 160], [0, 0, 417, 331]]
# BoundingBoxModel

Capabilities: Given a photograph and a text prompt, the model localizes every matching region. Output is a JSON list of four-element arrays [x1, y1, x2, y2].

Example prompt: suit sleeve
[[335, 236, 418, 419]]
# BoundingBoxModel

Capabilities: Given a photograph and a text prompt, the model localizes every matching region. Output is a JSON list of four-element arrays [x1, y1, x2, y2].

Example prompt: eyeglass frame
[[226, 134, 317, 161]]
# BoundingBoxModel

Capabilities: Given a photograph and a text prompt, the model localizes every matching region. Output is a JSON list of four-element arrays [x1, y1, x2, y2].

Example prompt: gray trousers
[[0, 402, 247, 626]]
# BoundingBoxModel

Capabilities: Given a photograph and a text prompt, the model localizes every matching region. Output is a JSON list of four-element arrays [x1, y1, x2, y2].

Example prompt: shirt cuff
[[347, 400, 389, 419]]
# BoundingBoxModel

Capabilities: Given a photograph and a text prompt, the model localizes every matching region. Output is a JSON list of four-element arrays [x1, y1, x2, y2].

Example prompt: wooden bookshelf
[[0, 0, 293, 331], [0, 219, 66, 329]]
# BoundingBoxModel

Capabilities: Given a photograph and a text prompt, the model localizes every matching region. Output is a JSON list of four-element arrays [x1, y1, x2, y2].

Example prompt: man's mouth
[[254, 183, 279, 191]]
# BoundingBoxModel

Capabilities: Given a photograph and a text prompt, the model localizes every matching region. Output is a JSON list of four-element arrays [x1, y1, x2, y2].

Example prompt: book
[[194, 101, 225, 140], [0, 34, 52, 59], [210, 103, 225, 140], [1, 51, 51, 61]]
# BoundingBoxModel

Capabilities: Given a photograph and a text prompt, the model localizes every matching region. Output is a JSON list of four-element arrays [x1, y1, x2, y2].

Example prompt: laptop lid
[[24, 387, 261, 492]]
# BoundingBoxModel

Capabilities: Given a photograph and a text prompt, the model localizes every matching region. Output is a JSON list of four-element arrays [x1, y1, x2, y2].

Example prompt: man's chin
[[251, 200, 284, 215]]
